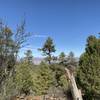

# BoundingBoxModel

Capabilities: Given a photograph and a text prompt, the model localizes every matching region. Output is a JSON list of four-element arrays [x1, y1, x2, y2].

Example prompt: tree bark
[[65, 68, 83, 100]]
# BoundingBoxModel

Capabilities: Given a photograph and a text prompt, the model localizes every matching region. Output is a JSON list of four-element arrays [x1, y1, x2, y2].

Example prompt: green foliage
[[59, 52, 66, 65], [32, 63, 54, 95], [0, 20, 73, 99], [58, 51, 78, 70], [32, 63, 68, 97], [65, 51, 78, 67], [15, 61, 33, 95], [0, 20, 29, 87], [24, 50, 33, 64], [39, 37, 56, 64], [59, 75, 68, 91], [77, 35, 100, 99], [0, 24, 16, 86], [0, 20, 30, 99], [50, 64, 67, 87], [0, 76, 17, 100]]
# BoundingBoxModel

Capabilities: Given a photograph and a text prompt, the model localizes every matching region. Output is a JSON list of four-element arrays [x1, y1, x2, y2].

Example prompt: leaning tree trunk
[[65, 68, 83, 100]]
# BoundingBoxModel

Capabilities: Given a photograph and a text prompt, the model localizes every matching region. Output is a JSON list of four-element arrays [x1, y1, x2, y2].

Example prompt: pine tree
[[32, 62, 54, 95], [15, 61, 33, 95], [76, 35, 100, 99], [59, 52, 66, 65], [39, 37, 56, 64], [66, 52, 78, 67], [24, 50, 33, 64]]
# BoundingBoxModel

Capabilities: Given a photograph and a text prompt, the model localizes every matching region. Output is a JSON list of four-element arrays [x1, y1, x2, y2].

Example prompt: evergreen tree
[[15, 61, 33, 95], [76, 35, 100, 99], [32, 63, 54, 95], [66, 52, 78, 66], [39, 37, 56, 64], [24, 50, 33, 64], [59, 52, 66, 65]]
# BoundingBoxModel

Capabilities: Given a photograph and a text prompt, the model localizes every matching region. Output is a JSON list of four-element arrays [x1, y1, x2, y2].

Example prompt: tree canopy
[[39, 37, 56, 64], [76, 35, 100, 99]]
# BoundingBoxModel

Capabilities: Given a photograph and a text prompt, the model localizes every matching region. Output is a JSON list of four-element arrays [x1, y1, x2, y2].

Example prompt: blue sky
[[0, 0, 99, 57]]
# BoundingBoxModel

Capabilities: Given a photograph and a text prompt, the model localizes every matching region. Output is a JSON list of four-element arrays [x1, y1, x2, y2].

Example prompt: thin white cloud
[[21, 45, 39, 51], [33, 34, 48, 38]]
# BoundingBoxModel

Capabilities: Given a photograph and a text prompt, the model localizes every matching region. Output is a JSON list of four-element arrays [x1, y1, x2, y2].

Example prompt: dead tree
[[65, 66, 83, 100]]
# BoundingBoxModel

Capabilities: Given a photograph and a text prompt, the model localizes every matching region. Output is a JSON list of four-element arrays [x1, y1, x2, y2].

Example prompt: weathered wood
[[65, 68, 83, 100]]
